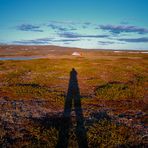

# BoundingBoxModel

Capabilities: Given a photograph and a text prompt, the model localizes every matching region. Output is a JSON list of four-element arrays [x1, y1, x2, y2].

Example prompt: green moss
[[87, 119, 140, 148], [95, 80, 145, 100]]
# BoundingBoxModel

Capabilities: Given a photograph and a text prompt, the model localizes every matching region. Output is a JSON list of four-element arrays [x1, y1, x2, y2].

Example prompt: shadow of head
[[70, 68, 77, 79]]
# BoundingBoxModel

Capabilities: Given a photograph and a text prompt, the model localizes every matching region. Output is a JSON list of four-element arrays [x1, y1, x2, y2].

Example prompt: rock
[[72, 52, 81, 56]]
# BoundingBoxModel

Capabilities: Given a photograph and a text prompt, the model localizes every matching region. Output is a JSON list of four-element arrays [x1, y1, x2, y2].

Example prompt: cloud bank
[[99, 25, 148, 34], [59, 32, 109, 38], [118, 37, 148, 43], [11, 21, 148, 49], [17, 24, 43, 32]]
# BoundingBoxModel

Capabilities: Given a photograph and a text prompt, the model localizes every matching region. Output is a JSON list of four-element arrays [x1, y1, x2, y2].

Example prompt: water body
[[0, 56, 41, 61]]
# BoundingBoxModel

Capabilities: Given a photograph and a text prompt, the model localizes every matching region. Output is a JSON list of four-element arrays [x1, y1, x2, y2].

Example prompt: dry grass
[[0, 46, 148, 147]]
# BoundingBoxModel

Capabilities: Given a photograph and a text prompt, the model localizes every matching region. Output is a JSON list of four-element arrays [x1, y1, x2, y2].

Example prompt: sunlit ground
[[0, 46, 148, 147]]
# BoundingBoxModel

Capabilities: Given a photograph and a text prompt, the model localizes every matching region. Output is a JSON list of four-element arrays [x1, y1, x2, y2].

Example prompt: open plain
[[0, 45, 148, 147]]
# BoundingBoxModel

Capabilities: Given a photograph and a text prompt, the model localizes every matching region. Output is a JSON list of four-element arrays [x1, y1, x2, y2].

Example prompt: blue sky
[[0, 0, 148, 50]]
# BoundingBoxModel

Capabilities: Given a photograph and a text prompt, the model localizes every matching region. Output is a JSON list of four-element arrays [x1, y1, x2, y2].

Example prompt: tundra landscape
[[1, 0, 148, 147], [0, 45, 147, 147]]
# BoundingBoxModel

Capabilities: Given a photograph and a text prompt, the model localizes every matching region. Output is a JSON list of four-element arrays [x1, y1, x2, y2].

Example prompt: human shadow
[[30, 68, 88, 147], [56, 68, 88, 148]]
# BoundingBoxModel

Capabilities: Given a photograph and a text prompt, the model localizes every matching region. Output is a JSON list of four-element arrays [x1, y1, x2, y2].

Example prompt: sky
[[0, 0, 148, 50]]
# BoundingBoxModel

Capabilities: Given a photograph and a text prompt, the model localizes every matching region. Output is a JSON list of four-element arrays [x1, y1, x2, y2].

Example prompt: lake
[[0, 56, 41, 61]]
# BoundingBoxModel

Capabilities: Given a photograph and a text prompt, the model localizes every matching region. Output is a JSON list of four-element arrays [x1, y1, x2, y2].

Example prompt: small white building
[[72, 52, 81, 56]]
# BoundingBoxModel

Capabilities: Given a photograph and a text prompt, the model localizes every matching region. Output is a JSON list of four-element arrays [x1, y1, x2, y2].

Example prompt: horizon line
[[0, 43, 148, 51]]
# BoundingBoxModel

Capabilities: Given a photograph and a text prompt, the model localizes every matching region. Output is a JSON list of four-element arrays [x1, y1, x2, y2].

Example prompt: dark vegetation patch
[[95, 75, 147, 100]]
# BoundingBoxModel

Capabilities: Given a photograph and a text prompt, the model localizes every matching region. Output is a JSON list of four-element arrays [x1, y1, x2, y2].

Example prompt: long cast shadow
[[56, 68, 88, 148]]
